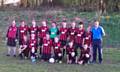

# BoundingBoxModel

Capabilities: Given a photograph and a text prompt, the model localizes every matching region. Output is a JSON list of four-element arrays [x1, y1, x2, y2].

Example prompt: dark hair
[[79, 22, 84, 25], [52, 21, 56, 24], [94, 20, 99, 22], [62, 20, 67, 22], [62, 21, 67, 24], [42, 20, 47, 23], [21, 20, 25, 22]]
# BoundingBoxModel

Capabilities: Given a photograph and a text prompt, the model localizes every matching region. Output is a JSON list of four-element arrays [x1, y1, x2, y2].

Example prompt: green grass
[[0, 10, 120, 72], [0, 44, 120, 72]]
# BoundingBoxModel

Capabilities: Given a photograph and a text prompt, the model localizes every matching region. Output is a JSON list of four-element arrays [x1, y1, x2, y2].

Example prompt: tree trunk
[[1, 0, 4, 7]]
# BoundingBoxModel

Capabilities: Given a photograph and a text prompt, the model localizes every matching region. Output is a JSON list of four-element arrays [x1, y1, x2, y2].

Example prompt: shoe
[[19, 54, 23, 60], [78, 61, 83, 65], [59, 61, 62, 64], [92, 61, 96, 64], [55, 60, 58, 63], [32, 58, 36, 62], [24, 56, 28, 60], [6, 54, 10, 56], [13, 55, 16, 57], [41, 59, 44, 62], [31, 56, 36, 63], [98, 61, 102, 64]]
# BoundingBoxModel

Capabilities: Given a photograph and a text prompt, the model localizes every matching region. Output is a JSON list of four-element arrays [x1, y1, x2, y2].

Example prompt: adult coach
[[91, 20, 105, 64]]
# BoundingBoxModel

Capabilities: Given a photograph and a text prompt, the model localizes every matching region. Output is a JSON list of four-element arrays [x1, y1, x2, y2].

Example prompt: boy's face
[[54, 37, 59, 43], [52, 23, 56, 28], [12, 20, 16, 27], [21, 21, 25, 27], [79, 24, 83, 29], [32, 20, 36, 26], [62, 22, 67, 28], [71, 22, 76, 28], [42, 21, 47, 26]]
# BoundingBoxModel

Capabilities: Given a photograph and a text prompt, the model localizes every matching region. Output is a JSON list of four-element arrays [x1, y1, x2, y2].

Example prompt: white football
[[58, 53, 62, 57], [71, 52, 75, 57], [85, 54, 90, 58], [49, 58, 55, 63]]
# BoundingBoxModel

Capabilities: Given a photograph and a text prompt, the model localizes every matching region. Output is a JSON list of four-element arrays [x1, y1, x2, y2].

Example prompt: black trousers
[[74, 43, 83, 56], [92, 39, 103, 63], [54, 53, 62, 61], [19, 48, 29, 59]]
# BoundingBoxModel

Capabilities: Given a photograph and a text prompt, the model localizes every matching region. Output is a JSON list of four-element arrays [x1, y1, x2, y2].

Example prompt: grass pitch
[[0, 10, 120, 72], [0, 45, 120, 72]]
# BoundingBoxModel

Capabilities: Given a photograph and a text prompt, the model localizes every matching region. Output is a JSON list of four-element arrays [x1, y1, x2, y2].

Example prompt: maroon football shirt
[[59, 27, 68, 41]]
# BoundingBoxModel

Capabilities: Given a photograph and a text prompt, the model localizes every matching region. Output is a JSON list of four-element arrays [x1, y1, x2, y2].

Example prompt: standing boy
[[49, 22, 59, 41], [59, 21, 68, 57], [6, 20, 17, 57], [38, 20, 49, 55], [18, 20, 28, 46], [68, 22, 77, 42]]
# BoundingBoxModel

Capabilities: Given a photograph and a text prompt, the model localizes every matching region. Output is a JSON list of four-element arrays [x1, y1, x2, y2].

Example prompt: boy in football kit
[[66, 41, 76, 64], [19, 35, 29, 59], [29, 19, 38, 39], [29, 34, 38, 62], [41, 34, 53, 61], [78, 44, 90, 65], [18, 20, 28, 46], [68, 21, 77, 42], [59, 21, 68, 57], [84, 26, 92, 62], [49, 22, 59, 41], [53, 37, 62, 63], [28, 20, 39, 58], [6, 20, 17, 57], [38, 20, 49, 55], [74, 22, 85, 60]]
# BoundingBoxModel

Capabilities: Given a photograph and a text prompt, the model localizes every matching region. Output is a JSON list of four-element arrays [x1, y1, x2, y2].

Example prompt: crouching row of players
[[6, 20, 92, 65], [19, 34, 90, 64], [18, 34, 90, 65]]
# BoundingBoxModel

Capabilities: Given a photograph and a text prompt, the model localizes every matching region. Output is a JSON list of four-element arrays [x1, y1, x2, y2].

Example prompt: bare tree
[[1, 0, 4, 7]]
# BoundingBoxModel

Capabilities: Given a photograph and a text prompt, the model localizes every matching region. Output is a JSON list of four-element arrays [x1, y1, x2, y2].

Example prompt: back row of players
[[6, 20, 92, 65]]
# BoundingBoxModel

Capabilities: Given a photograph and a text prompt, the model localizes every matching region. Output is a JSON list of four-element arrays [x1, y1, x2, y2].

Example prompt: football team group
[[6, 18, 105, 65]]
